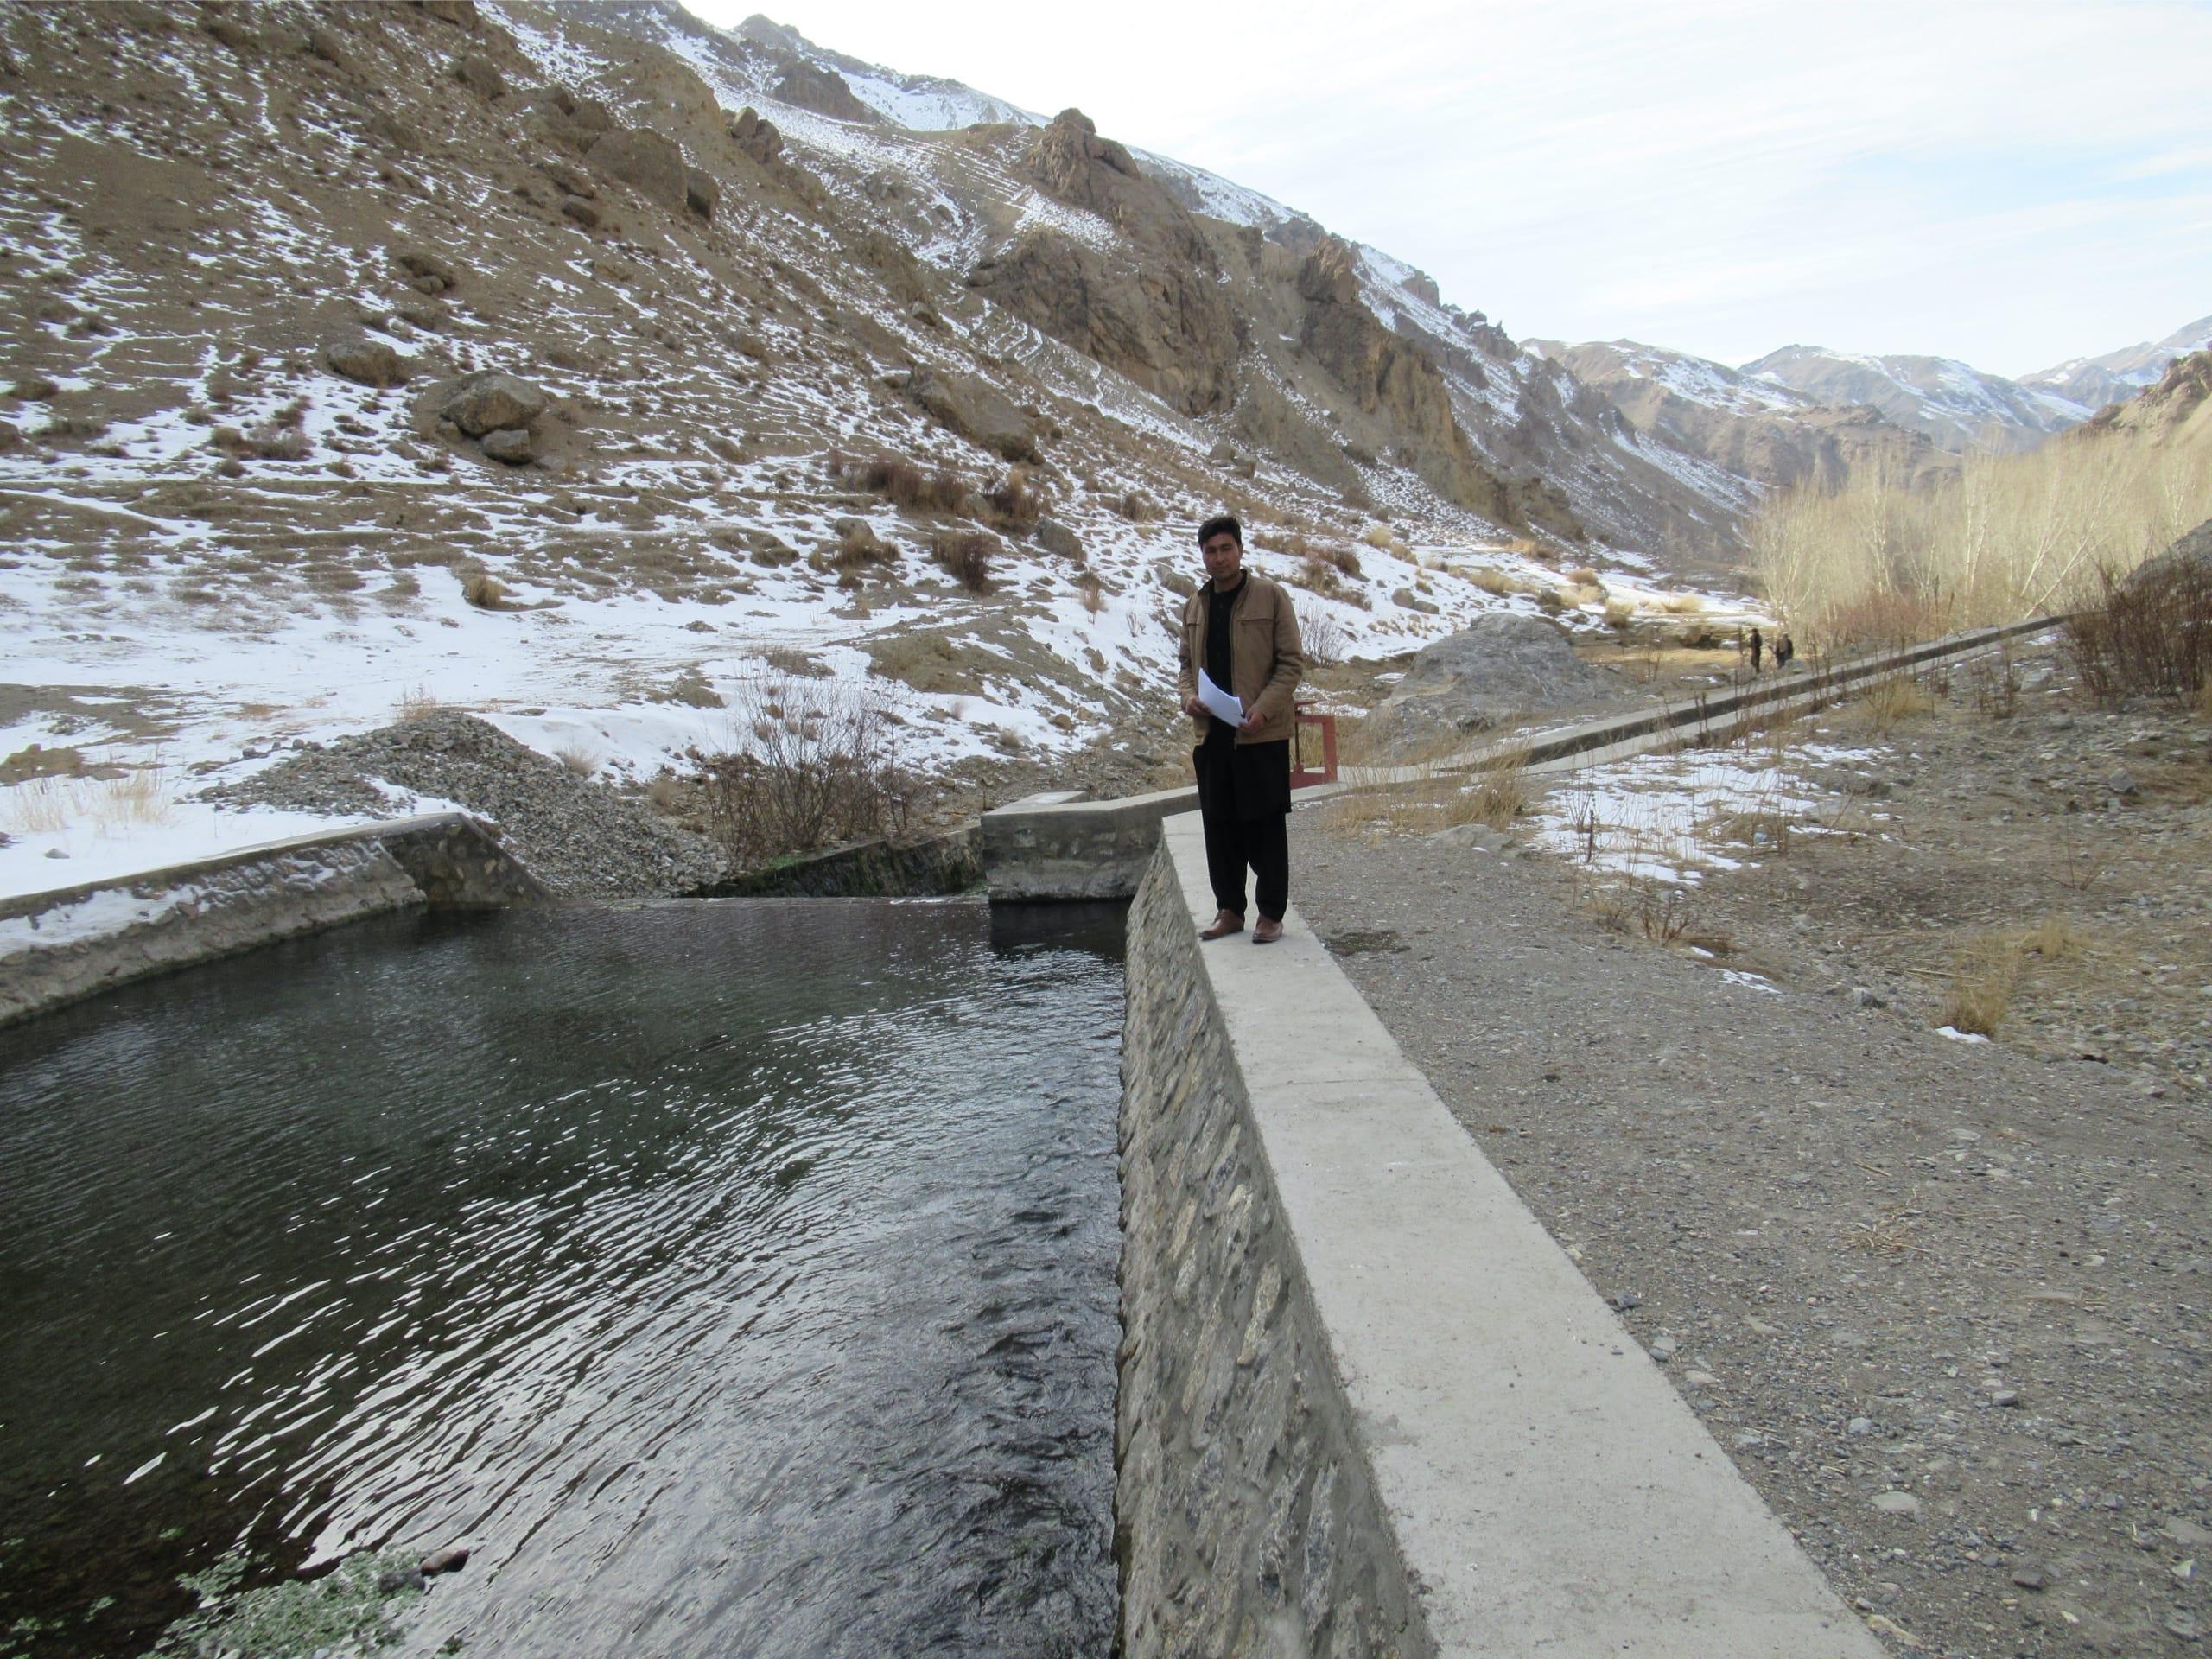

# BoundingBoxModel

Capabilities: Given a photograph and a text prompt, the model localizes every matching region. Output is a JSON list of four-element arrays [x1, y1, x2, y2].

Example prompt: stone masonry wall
[[1117, 841, 1433, 1659]]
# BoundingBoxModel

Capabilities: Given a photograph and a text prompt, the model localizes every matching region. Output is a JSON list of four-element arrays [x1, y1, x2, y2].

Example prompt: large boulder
[[323, 334, 409, 388], [684, 168, 719, 220], [905, 364, 1039, 463], [2123, 518, 2212, 594], [586, 127, 687, 213], [1365, 613, 1632, 753], [438, 371, 545, 436]]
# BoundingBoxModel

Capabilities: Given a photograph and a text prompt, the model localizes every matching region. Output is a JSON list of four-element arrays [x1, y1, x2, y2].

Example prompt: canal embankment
[[1116, 812, 1885, 1656]]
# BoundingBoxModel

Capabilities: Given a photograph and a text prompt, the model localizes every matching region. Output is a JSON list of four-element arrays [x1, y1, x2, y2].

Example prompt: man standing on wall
[[1178, 514, 1305, 944]]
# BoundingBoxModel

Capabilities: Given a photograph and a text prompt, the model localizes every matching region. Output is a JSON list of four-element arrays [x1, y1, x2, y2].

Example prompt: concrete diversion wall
[[0, 813, 542, 1028], [1116, 815, 1885, 1657]]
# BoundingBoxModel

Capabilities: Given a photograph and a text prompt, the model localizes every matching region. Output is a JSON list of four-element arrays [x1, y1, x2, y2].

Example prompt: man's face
[[1201, 531, 1243, 586]]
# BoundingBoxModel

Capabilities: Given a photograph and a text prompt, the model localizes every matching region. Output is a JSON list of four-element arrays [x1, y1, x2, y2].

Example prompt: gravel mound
[[212, 711, 724, 899], [1366, 612, 1643, 754]]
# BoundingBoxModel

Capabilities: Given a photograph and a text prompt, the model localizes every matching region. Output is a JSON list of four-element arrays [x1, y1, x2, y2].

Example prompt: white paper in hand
[[1196, 668, 1245, 727]]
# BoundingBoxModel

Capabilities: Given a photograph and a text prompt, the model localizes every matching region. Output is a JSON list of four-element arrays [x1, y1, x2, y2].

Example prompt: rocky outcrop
[[2085, 348, 2212, 443], [587, 126, 688, 213], [903, 364, 1038, 462], [768, 56, 874, 123], [1295, 238, 1516, 521], [2123, 516, 2212, 594], [728, 105, 783, 165], [966, 110, 1238, 416]]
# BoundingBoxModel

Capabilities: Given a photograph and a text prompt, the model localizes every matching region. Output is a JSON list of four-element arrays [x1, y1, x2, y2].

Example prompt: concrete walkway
[[1158, 809, 1884, 1656]]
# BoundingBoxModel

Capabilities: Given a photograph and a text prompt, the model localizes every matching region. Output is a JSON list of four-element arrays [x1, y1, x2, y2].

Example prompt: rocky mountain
[[2076, 347, 2212, 448], [1736, 345, 2088, 453], [1529, 338, 1948, 494], [2023, 315, 2212, 416]]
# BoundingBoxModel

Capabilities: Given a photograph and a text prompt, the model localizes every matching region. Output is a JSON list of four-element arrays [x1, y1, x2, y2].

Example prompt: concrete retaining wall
[[982, 786, 1198, 901], [0, 814, 541, 1028], [691, 823, 982, 898], [1117, 815, 1885, 1656]]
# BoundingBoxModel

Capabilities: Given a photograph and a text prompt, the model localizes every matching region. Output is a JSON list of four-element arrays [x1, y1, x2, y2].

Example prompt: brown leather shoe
[[1200, 910, 1244, 940], [1251, 918, 1284, 945]]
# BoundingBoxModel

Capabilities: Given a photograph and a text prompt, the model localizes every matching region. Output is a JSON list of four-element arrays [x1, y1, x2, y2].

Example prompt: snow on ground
[[1528, 740, 1878, 885]]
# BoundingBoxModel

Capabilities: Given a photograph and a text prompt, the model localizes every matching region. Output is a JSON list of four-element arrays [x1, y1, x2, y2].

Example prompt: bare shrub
[[1467, 566, 1521, 598], [702, 677, 918, 864], [830, 448, 966, 514], [2063, 557, 2212, 707], [1962, 644, 2021, 717], [1751, 435, 2212, 646], [393, 686, 442, 721], [931, 528, 996, 594], [211, 399, 313, 462], [1302, 610, 1349, 668], [1939, 936, 2018, 1035], [1361, 524, 1402, 552], [555, 741, 600, 778], [1077, 570, 1106, 617], [1111, 491, 1158, 523], [826, 520, 897, 575], [982, 466, 1040, 533]]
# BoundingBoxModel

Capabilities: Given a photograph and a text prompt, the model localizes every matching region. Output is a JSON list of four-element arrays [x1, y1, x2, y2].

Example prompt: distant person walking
[[1179, 514, 1304, 944], [1775, 632, 1795, 671], [1746, 626, 1764, 674]]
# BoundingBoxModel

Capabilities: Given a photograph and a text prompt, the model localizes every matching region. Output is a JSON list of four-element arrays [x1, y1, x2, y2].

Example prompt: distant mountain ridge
[[2022, 315, 2212, 416]]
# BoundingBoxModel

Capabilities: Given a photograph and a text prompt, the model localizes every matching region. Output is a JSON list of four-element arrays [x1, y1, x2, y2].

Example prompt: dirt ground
[[1289, 637, 2212, 1657]]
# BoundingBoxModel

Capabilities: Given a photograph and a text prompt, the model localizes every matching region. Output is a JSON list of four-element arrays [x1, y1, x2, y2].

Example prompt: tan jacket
[[1178, 573, 1304, 745]]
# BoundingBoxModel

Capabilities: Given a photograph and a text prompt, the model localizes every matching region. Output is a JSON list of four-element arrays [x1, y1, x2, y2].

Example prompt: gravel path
[[1290, 812, 2211, 1658]]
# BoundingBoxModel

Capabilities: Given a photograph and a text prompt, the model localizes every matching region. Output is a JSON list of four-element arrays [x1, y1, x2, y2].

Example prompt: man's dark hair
[[1197, 513, 1243, 548]]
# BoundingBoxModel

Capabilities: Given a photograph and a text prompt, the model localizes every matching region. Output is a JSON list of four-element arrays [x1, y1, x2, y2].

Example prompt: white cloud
[[686, 0, 2212, 376]]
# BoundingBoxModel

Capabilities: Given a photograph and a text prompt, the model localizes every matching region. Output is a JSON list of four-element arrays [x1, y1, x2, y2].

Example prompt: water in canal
[[0, 897, 1124, 1657]]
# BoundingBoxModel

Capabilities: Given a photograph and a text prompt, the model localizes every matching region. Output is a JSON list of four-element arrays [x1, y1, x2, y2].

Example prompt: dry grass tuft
[[982, 466, 1041, 533], [2, 765, 174, 834], [393, 687, 442, 722], [461, 569, 509, 609], [1938, 935, 2019, 1035], [2016, 915, 2085, 959], [830, 449, 967, 514], [932, 528, 997, 594], [1858, 674, 1935, 733], [555, 741, 600, 778]]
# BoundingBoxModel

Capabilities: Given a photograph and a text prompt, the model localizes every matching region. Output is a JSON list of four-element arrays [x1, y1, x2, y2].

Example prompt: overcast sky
[[683, 0, 2212, 378]]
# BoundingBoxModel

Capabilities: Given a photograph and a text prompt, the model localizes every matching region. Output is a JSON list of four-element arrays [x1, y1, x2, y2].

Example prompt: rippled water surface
[[0, 898, 1124, 1657]]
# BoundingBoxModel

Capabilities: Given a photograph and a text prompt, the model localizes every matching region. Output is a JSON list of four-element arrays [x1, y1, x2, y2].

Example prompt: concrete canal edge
[[984, 615, 2055, 904], [0, 813, 542, 1029], [1116, 812, 1885, 1657]]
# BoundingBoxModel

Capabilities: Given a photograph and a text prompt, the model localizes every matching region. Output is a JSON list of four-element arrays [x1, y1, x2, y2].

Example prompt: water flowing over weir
[[0, 897, 1125, 1659]]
